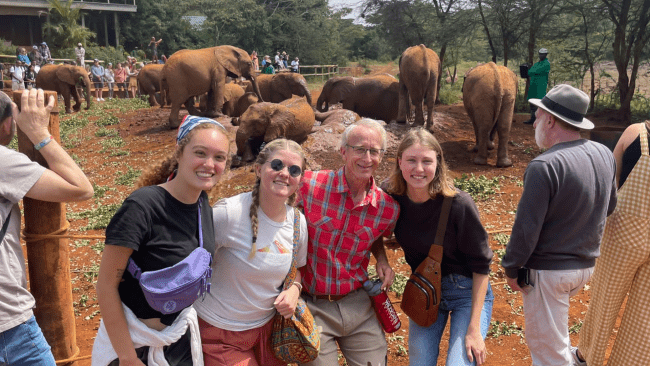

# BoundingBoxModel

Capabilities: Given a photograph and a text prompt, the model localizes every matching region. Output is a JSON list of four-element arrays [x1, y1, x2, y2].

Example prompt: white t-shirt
[[10, 66, 24, 81], [194, 191, 307, 331]]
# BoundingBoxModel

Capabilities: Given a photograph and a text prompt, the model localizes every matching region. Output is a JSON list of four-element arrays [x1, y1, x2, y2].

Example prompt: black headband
[[541, 97, 583, 122]]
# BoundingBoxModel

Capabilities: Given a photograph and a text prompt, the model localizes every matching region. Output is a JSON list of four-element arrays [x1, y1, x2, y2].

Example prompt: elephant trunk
[[316, 94, 327, 112], [248, 75, 264, 103], [80, 76, 91, 110]]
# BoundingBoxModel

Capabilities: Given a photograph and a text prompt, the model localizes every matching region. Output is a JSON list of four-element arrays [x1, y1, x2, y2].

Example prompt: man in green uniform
[[524, 48, 550, 124]]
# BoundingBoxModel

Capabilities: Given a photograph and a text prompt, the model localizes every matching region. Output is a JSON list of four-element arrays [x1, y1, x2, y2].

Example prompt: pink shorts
[[198, 317, 286, 366]]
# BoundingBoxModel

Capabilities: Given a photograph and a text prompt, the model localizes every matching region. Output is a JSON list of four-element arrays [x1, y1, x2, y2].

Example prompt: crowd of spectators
[[255, 50, 300, 74]]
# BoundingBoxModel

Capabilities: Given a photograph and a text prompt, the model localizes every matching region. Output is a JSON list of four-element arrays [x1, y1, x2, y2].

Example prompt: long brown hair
[[135, 123, 229, 188], [248, 138, 306, 259], [385, 128, 456, 198]]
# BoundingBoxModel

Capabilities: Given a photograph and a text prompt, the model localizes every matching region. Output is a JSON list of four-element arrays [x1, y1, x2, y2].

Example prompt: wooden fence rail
[[298, 64, 338, 82]]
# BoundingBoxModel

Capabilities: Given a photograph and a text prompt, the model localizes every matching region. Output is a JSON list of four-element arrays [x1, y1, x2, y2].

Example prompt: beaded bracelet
[[291, 281, 303, 292], [34, 135, 53, 151]]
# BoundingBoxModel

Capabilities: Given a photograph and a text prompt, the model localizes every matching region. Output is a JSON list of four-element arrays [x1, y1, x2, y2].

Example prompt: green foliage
[[390, 272, 409, 297], [69, 203, 121, 231], [95, 114, 120, 127], [593, 89, 650, 123], [569, 320, 583, 334], [84, 46, 130, 66], [115, 167, 142, 186], [454, 174, 500, 200], [43, 0, 95, 51], [0, 38, 17, 56], [488, 320, 524, 338], [493, 233, 510, 246], [438, 83, 462, 105]]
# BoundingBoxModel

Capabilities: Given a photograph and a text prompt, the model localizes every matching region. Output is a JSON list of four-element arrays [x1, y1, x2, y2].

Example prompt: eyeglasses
[[269, 159, 302, 178], [346, 145, 385, 157]]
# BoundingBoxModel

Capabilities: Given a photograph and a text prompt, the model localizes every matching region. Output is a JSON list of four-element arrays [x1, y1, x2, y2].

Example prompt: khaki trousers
[[302, 288, 387, 366]]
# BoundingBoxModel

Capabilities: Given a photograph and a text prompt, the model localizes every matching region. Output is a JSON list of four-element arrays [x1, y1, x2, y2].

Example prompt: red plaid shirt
[[298, 168, 399, 295]]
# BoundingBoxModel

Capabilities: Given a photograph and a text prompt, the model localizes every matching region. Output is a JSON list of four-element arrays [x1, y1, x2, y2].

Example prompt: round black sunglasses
[[269, 159, 302, 177]]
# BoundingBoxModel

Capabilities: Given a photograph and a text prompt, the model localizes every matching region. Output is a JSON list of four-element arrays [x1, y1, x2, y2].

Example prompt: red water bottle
[[363, 279, 401, 333]]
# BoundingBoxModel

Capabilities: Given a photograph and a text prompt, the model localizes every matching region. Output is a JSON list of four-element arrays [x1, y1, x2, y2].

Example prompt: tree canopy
[[45, 0, 650, 123]]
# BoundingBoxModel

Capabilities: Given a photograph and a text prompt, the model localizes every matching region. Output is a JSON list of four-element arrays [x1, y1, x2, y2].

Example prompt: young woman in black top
[[383, 128, 493, 366], [95, 116, 230, 366]]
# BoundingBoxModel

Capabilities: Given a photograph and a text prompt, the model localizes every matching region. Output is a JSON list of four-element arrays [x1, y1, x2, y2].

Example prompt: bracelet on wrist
[[291, 281, 303, 292], [34, 135, 53, 151]]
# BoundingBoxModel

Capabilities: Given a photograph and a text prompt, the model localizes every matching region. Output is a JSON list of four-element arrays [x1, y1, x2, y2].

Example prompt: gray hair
[[340, 118, 387, 150], [0, 91, 12, 124]]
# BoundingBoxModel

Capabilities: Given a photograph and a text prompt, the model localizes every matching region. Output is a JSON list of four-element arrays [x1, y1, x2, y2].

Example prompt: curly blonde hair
[[248, 138, 306, 259], [135, 123, 229, 188], [385, 128, 456, 198]]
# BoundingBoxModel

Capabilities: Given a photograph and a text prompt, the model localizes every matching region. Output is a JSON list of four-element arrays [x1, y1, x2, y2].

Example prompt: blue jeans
[[0, 316, 55, 366], [408, 274, 493, 366]]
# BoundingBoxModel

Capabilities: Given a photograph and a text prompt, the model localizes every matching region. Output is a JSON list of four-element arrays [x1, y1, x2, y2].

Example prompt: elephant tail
[[489, 62, 503, 127]]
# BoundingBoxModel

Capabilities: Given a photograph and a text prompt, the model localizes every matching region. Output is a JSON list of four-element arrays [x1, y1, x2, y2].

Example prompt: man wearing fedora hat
[[524, 48, 551, 124], [501, 84, 617, 366]]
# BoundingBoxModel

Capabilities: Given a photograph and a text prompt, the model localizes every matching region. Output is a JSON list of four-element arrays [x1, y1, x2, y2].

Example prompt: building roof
[[0, 0, 137, 15]]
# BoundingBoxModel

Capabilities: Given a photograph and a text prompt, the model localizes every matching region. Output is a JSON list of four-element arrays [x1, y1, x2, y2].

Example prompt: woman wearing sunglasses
[[195, 138, 308, 365]]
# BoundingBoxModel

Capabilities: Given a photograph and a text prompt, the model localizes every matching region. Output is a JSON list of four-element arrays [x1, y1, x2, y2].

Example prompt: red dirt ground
[[13, 68, 628, 365]]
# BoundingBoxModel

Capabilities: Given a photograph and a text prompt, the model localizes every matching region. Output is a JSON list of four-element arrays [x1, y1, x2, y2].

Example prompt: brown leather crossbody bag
[[400, 196, 452, 327]]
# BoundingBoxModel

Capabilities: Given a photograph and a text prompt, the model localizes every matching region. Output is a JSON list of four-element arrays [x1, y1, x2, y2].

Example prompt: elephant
[[137, 63, 168, 107], [315, 74, 399, 122], [396, 44, 441, 127], [233, 96, 315, 166], [162, 45, 263, 128], [314, 108, 360, 126], [35, 64, 92, 114], [198, 83, 258, 118], [245, 73, 312, 106], [462, 62, 517, 167]]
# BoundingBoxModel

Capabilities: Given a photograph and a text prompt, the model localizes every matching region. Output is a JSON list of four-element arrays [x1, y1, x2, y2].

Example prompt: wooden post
[[14, 90, 79, 366]]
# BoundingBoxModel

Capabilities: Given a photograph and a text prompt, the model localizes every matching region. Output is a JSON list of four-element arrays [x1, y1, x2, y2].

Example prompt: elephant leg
[[210, 83, 226, 118], [425, 87, 435, 129], [488, 124, 497, 150], [185, 97, 202, 116], [169, 99, 183, 128], [204, 90, 217, 116], [469, 120, 479, 153], [396, 80, 409, 123], [414, 101, 425, 126], [148, 89, 158, 107], [474, 124, 491, 165], [60, 87, 72, 114], [496, 100, 515, 168], [72, 86, 83, 112]]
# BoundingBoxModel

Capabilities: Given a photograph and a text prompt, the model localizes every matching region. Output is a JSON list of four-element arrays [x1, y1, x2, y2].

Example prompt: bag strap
[[127, 199, 204, 280], [427, 196, 453, 262], [282, 208, 301, 291], [0, 213, 11, 243]]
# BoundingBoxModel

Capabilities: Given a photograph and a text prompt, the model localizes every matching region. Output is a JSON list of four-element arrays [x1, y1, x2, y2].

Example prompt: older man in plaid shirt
[[298, 119, 399, 366]]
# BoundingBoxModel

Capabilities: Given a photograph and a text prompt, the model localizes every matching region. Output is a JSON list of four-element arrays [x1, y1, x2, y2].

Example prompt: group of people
[[0, 79, 646, 366], [87, 58, 140, 101], [253, 50, 300, 74], [3, 43, 54, 91]]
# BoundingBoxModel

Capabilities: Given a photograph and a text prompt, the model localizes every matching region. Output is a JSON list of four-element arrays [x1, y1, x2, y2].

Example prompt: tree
[[603, 0, 650, 123], [43, 0, 95, 51]]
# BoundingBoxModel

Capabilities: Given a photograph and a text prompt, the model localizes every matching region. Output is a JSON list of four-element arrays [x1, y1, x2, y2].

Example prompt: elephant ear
[[264, 107, 293, 141], [329, 77, 355, 103], [214, 46, 250, 78], [56, 66, 77, 85]]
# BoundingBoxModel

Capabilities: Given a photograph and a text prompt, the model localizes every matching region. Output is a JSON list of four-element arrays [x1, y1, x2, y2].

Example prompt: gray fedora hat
[[529, 84, 594, 130]]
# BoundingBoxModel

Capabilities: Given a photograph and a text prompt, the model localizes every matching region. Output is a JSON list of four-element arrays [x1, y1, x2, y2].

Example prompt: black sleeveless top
[[619, 124, 650, 188]]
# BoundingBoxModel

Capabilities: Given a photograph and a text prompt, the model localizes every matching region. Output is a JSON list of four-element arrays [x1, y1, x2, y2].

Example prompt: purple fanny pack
[[127, 202, 212, 315]]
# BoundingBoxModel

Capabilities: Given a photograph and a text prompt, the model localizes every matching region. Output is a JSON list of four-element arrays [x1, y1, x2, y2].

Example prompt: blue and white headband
[[176, 115, 225, 143]]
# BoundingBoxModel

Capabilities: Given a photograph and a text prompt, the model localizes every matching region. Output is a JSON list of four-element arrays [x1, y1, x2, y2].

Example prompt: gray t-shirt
[[502, 139, 617, 278], [0, 146, 45, 332], [195, 192, 307, 331]]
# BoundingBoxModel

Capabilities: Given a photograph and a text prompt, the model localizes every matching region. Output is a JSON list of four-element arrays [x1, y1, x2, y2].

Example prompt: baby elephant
[[463, 62, 517, 167], [233, 96, 315, 165]]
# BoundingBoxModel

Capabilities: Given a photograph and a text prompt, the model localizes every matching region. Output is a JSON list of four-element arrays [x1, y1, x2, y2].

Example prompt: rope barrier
[[52, 345, 88, 365], [22, 221, 107, 241]]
